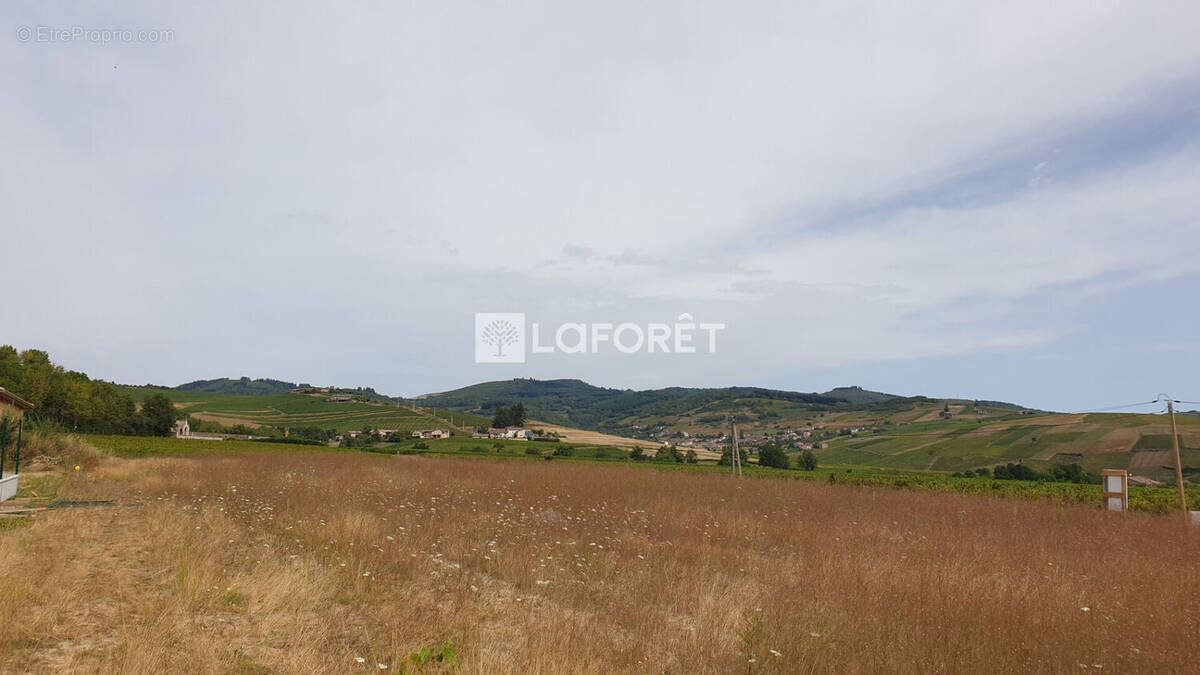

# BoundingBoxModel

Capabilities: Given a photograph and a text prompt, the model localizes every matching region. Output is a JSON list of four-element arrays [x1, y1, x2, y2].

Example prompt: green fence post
[[14, 418, 22, 475], [0, 417, 8, 479]]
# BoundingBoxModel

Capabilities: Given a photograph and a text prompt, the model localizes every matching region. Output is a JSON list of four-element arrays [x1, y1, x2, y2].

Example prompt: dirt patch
[[529, 422, 652, 450], [1094, 428, 1140, 454]]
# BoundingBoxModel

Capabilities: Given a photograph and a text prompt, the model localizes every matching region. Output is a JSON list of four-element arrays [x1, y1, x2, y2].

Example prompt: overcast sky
[[3, 2, 1199, 411]]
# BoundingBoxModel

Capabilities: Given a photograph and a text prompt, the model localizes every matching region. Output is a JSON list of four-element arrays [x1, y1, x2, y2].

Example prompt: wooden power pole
[[730, 419, 742, 477], [1167, 399, 1189, 524]]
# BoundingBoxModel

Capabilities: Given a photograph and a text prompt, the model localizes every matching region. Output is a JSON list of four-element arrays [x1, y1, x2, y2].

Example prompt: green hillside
[[176, 377, 298, 395], [820, 411, 1200, 483], [414, 378, 910, 429], [414, 378, 1025, 434], [120, 387, 489, 434], [822, 385, 897, 404], [414, 378, 1195, 483]]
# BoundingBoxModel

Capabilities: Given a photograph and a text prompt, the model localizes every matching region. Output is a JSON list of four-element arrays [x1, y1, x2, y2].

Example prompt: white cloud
[[2, 1, 1199, 400]]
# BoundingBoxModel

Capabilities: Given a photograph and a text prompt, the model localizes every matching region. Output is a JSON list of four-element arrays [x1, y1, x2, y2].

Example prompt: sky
[[2, 1, 1199, 412]]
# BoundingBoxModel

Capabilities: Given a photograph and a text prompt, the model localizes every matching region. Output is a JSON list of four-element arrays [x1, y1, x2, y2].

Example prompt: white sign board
[[1101, 470, 1128, 513]]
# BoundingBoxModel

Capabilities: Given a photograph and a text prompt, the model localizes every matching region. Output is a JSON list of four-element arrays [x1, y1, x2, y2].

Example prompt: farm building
[[411, 429, 450, 439], [486, 427, 535, 440], [0, 387, 34, 503], [327, 394, 354, 402], [0, 387, 32, 420]]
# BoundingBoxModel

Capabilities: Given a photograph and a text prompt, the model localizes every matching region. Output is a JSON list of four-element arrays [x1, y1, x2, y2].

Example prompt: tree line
[[0, 346, 176, 436]]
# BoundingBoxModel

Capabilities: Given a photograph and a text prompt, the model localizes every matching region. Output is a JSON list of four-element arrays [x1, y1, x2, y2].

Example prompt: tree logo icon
[[481, 319, 519, 357], [474, 313, 526, 363]]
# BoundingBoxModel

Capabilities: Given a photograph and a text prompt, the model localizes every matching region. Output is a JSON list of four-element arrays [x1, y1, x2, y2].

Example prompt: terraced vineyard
[[822, 411, 1200, 483], [120, 388, 490, 434]]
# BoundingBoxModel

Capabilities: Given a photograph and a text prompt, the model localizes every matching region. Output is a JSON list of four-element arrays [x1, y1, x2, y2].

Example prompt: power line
[[1065, 400, 1159, 414]]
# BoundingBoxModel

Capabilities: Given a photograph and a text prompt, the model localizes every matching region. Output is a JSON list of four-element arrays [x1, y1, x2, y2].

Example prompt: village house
[[481, 427, 534, 440], [411, 429, 450, 439], [505, 427, 535, 440]]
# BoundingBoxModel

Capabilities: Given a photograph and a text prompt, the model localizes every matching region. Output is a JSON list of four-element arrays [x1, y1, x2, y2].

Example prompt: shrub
[[757, 443, 790, 469], [654, 446, 683, 463], [7, 430, 101, 471], [798, 449, 818, 471]]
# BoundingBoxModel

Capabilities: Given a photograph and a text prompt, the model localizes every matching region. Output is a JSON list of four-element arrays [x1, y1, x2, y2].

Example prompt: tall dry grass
[[2, 430, 101, 473], [1, 452, 1196, 673]]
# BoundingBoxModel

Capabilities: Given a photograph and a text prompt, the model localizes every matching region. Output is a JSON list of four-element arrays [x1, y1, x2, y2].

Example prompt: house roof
[[0, 387, 33, 411]]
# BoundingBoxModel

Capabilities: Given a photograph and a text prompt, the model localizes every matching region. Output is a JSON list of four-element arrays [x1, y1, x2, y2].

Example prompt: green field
[[118, 386, 1200, 487], [120, 387, 490, 434], [820, 411, 1200, 483], [85, 434, 352, 458]]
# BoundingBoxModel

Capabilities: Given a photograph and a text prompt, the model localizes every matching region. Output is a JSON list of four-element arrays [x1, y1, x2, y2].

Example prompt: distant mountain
[[176, 377, 299, 396], [418, 378, 891, 430], [820, 386, 899, 404], [819, 386, 1027, 411], [414, 378, 1032, 435]]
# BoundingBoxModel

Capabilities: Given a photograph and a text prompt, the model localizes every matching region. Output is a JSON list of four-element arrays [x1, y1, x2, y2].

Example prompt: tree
[[139, 393, 177, 437], [654, 445, 682, 463], [757, 443, 790, 469], [630, 446, 647, 462], [684, 449, 698, 464], [798, 449, 818, 471], [718, 444, 748, 467], [491, 402, 526, 428]]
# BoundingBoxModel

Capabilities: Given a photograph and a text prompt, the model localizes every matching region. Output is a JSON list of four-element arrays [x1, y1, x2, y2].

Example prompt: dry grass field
[[1, 451, 1197, 673]]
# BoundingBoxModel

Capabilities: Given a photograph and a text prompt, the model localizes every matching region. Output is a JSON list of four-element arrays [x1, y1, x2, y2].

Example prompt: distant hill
[[176, 377, 299, 396], [416, 378, 950, 431], [821, 386, 898, 404]]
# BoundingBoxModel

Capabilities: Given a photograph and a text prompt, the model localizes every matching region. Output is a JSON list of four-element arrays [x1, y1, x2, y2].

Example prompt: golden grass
[[4, 431, 102, 473], [1, 452, 1196, 673]]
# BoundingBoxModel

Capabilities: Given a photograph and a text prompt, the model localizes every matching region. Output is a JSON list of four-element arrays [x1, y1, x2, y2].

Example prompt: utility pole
[[1167, 399, 1189, 524], [730, 419, 742, 477]]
